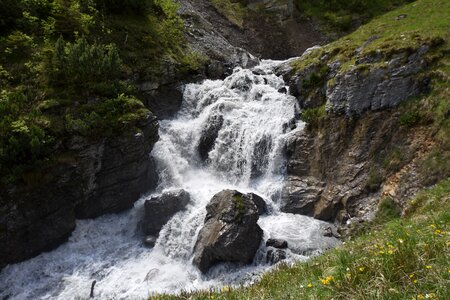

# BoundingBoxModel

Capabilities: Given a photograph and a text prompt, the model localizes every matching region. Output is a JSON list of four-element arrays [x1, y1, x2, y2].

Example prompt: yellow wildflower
[[388, 250, 394, 255], [307, 283, 313, 288], [434, 230, 442, 235], [221, 286, 231, 293], [417, 294, 425, 299], [425, 265, 432, 269], [358, 267, 365, 272], [413, 279, 418, 284], [320, 276, 333, 285], [409, 274, 415, 278], [430, 224, 436, 228]]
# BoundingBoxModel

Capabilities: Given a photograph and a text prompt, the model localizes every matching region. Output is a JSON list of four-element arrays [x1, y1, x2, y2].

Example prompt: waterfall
[[0, 60, 339, 299]]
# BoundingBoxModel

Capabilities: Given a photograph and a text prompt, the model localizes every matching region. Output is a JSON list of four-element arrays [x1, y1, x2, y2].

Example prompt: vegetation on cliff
[[296, 0, 450, 185], [0, 0, 200, 187]]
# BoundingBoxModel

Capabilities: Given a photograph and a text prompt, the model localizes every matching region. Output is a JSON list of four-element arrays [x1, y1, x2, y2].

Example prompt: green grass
[[294, 0, 412, 35], [209, 0, 248, 28], [152, 179, 450, 300]]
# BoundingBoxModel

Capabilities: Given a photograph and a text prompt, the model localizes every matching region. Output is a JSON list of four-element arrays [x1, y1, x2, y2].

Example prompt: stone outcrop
[[142, 189, 191, 237], [0, 113, 159, 268], [326, 45, 431, 115], [193, 190, 263, 273], [277, 41, 438, 226]]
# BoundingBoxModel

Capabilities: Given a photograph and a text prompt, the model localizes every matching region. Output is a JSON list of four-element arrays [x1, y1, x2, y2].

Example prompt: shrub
[[300, 105, 326, 127], [50, 36, 122, 96]]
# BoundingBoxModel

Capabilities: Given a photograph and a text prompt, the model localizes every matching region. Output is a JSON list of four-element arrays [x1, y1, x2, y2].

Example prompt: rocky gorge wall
[[276, 36, 447, 231], [0, 113, 159, 268]]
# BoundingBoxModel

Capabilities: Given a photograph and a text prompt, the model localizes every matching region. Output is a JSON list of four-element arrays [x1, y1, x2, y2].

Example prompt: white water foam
[[0, 60, 339, 299]]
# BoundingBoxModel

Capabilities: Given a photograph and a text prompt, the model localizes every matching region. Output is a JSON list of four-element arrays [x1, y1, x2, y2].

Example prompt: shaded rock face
[[286, 44, 431, 115], [327, 45, 431, 115], [142, 189, 191, 236], [193, 190, 263, 273], [280, 111, 427, 223], [179, 0, 325, 61], [276, 43, 437, 225], [0, 113, 159, 268], [198, 115, 224, 161]]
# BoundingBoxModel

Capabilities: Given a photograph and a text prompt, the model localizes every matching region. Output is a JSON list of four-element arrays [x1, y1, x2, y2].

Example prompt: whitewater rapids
[[0, 60, 339, 299]]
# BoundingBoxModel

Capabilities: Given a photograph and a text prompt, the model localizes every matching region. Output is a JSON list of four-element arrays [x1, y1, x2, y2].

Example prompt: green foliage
[[365, 167, 383, 192], [376, 197, 401, 221], [300, 105, 326, 128], [303, 65, 330, 91], [294, 0, 412, 34], [94, 0, 154, 14], [209, 0, 248, 28], [0, 89, 55, 173], [65, 94, 149, 136], [399, 111, 422, 127], [50, 36, 122, 95], [0, 0, 190, 186]]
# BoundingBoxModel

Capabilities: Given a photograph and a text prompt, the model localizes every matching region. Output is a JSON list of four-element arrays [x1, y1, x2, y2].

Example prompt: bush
[[94, 0, 155, 14], [50, 36, 122, 96], [0, 90, 55, 172], [300, 105, 326, 127]]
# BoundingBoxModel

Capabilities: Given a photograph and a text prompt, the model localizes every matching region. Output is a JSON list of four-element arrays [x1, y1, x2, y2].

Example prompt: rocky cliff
[[0, 113, 158, 268], [276, 11, 449, 231]]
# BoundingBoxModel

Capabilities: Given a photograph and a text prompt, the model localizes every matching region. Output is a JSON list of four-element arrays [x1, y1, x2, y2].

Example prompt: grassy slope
[[294, 0, 412, 35], [153, 0, 450, 299]]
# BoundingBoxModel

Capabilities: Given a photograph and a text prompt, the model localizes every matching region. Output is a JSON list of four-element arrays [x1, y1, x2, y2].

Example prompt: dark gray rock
[[193, 190, 263, 273], [327, 45, 431, 115], [139, 83, 184, 120], [266, 248, 287, 264], [280, 176, 324, 215], [74, 113, 159, 218], [266, 238, 288, 249], [142, 189, 191, 236], [278, 87, 287, 94], [0, 112, 159, 268], [246, 193, 267, 215], [250, 134, 272, 178], [198, 115, 224, 161], [144, 236, 157, 247]]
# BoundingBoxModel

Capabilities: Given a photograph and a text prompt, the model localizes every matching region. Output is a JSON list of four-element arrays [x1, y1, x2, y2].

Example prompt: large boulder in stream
[[142, 189, 191, 236], [193, 190, 264, 273]]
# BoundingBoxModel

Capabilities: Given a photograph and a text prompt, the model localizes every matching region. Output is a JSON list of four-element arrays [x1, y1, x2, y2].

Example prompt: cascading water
[[0, 60, 339, 299]]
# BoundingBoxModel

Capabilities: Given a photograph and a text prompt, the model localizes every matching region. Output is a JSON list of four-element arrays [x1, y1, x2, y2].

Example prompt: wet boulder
[[193, 190, 263, 273], [266, 248, 287, 264], [266, 238, 288, 249], [246, 193, 268, 215], [198, 115, 224, 161], [142, 189, 190, 236]]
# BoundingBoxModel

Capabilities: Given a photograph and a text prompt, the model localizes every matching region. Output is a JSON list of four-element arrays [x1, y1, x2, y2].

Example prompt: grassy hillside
[[153, 0, 450, 298], [294, 0, 413, 34], [0, 0, 201, 187]]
